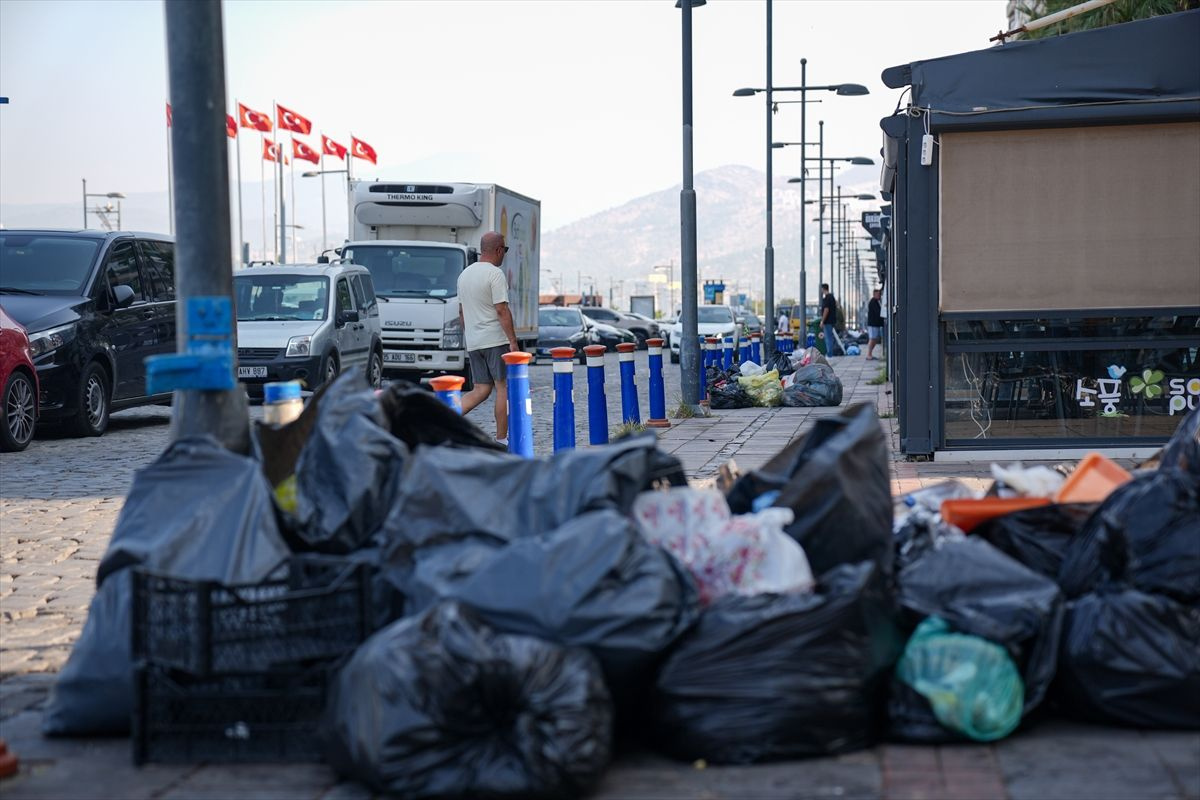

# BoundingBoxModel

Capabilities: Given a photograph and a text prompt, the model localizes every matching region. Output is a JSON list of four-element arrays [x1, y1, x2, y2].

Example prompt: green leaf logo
[[1130, 369, 1164, 399]]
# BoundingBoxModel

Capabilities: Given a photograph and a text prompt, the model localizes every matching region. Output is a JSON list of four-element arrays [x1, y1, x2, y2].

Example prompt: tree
[[1018, 0, 1199, 39]]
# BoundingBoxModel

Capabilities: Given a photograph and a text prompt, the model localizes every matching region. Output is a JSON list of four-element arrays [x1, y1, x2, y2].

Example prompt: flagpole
[[289, 135, 297, 260], [166, 111, 174, 235], [320, 152, 327, 253], [234, 102, 244, 266], [347, 133, 354, 241], [260, 132, 267, 262], [272, 135, 279, 263]]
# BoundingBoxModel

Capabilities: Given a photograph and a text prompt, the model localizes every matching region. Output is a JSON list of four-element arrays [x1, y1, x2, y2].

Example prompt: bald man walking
[[457, 231, 519, 444]]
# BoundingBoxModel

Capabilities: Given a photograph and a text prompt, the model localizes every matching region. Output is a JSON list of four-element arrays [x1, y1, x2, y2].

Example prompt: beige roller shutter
[[939, 122, 1200, 313]]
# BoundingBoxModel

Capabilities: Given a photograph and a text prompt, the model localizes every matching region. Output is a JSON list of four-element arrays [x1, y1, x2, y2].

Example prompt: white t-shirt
[[457, 260, 510, 351]]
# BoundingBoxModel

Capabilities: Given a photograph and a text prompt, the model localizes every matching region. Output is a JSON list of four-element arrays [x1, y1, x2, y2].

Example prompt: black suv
[[580, 306, 659, 348], [0, 230, 176, 437]]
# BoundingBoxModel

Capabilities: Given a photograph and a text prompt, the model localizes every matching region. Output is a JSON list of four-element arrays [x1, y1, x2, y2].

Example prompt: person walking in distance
[[865, 288, 884, 361], [457, 232, 519, 444], [776, 309, 790, 335], [819, 283, 843, 356]]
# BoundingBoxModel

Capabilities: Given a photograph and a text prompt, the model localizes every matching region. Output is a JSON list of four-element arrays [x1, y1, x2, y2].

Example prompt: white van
[[233, 263, 384, 396]]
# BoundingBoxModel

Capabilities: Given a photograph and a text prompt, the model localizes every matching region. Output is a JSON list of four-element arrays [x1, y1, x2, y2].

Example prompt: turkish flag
[[165, 102, 172, 128], [322, 135, 347, 161], [351, 136, 377, 165], [292, 138, 320, 164], [238, 103, 272, 132], [226, 114, 238, 139], [277, 104, 313, 135], [263, 138, 281, 162]]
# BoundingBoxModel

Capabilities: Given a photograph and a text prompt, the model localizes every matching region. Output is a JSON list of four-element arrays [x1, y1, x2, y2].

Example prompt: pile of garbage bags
[[43, 368, 1200, 792], [709, 347, 843, 409]]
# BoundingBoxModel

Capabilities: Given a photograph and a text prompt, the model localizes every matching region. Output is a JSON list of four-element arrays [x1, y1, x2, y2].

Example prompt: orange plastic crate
[[1053, 453, 1132, 504], [941, 497, 1052, 533]]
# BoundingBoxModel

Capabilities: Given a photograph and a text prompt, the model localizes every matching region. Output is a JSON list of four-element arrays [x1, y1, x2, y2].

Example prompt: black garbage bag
[[895, 532, 1063, 716], [379, 379, 506, 451], [709, 379, 753, 409], [387, 510, 699, 711], [782, 363, 843, 407], [325, 602, 614, 798], [1057, 586, 1200, 728], [1159, 404, 1200, 472], [1058, 466, 1200, 603], [380, 434, 663, 551], [43, 437, 290, 735], [653, 561, 902, 764], [764, 351, 795, 377], [972, 503, 1097, 581], [725, 403, 892, 578], [293, 369, 409, 554]]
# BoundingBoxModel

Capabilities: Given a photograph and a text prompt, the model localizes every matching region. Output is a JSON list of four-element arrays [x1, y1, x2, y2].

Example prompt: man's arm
[[495, 302, 519, 351]]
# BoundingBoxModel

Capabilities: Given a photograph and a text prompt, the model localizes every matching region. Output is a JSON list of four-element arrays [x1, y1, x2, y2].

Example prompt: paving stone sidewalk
[[2, 353, 1196, 800]]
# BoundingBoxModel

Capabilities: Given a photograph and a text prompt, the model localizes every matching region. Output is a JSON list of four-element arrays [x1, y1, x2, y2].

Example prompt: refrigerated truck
[[340, 181, 540, 382]]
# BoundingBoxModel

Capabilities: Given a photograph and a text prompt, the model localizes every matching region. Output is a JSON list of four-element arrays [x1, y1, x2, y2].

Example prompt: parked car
[[669, 304, 738, 363], [581, 306, 658, 348], [234, 263, 384, 396], [737, 311, 763, 337], [536, 306, 596, 363], [0, 230, 177, 437], [590, 320, 637, 351], [0, 306, 38, 451]]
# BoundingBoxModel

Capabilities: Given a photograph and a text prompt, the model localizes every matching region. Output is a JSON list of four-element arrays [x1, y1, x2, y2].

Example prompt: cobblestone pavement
[[2, 353, 1196, 799]]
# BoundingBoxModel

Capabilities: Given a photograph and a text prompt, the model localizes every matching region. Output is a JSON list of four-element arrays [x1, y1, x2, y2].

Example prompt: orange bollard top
[[583, 344, 607, 357], [750, 331, 761, 339], [616, 342, 637, 353], [428, 375, 465, 392], [646, 337, 665, 347], [500, 351, 533, 365], [550, 347, 578, 360], [705, 337, 720, 344]]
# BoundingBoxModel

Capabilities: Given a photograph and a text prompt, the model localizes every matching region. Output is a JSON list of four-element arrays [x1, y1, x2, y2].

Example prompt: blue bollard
[[645, 337, 670, 428], [807, 331, 816, 349], [780, 332, 791, 355], [616, 342, 641, 424], [739, 334, 752, 365], [429, 374, 465, 414], [584, 344, 609, 445], [502, 352, 534, 457], [697, 335, 708, 404], [550, 346, 577, 451], [723, 335, 734, 370], [751, 332, 762, 365]]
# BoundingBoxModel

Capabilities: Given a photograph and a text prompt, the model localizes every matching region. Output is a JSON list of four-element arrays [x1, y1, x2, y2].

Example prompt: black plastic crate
[[133, 556, 375, 675], [132, 664, 328, 764]]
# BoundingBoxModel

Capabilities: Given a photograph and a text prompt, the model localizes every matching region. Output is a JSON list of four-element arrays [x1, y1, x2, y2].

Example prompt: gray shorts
[[468, 344, 508, 385], [868, 325, 882, 340]]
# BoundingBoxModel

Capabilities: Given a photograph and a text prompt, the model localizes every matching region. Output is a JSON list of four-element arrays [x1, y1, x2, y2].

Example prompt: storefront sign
[[1075, 367, 1199, 416]]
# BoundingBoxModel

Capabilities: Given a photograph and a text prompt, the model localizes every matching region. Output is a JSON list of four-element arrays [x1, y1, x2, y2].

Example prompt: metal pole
[[81, 178, 87, 227], [320, 157, 327, 252], [818, 121, 824, 297], [260, 133, 266, 261], [164, 0, 248, 448], [166, 124, 174, 235], [289, 139, 297, 259], [762, 0, 775, 358], [679, 0, 700, 409], [117, 201, 121, 231], [235, 102, 244, 265], [798, 58, 807, 335]]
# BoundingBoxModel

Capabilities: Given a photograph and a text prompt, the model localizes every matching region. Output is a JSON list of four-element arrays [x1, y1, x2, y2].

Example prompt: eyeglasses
[[502, 246, 510, 253]]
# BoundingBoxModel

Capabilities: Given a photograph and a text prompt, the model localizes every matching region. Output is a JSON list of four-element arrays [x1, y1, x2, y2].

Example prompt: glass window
[[356, 273, 378, 312], [341, 244, 465, 298], [943, 346, 1199, 442], [698, 307, 735, 324], [104, 242, 143, 302], [336, 279, 354, 313], [539, 308, 583, 326], [139, 241, 175, 301], [0, 234, 101, 295], [349, 274, 368, 310], [233, 274, 328, 321], [945, 315, 1199, 344]]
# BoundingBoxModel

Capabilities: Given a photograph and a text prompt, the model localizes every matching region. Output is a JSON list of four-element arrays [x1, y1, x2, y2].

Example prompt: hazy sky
[[0, 0, 1007, 231]]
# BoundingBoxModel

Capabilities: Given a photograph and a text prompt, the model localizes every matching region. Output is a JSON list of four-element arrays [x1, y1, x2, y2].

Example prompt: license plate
[[237, 366, 268, 378], [384, 352, 417, 364]]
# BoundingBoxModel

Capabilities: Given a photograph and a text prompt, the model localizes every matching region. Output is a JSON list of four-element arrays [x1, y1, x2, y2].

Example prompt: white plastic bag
[[739, 361, 764, 376], [632, 487, 815, 604], [990, 462, 1064, 498]]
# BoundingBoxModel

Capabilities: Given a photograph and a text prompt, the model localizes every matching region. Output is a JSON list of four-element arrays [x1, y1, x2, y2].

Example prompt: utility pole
[[164, 0, 248, 449], [678, 0, 703, 410]]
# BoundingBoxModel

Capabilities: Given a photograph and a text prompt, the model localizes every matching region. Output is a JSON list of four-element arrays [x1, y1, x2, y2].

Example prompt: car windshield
[[0, 234, 101, 295], [539, 308, 582, 326], [698, 307, 734, 324], [342, 244, 465, 298], [234, 274, 329, 321]]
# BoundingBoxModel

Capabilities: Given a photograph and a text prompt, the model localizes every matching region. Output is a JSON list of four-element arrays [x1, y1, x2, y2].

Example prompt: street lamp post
[[678, 0, 704, 410], [302, 168, 350, 253], [81, 180, 125, 230]]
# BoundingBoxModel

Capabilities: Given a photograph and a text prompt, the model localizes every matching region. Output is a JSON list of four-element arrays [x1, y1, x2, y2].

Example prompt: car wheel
[[1, 370, 37, 452], [367, 349, 383, 388], [670, 352, 679, 364], [320, 352, 340, 388], [634, 331, 648, 350], [67, 362, 110, 438]]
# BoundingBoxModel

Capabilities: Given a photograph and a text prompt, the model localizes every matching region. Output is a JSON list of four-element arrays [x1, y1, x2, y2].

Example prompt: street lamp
[[678, 0, 705, 410], [81, 179, 126, 230], [302, 168, 351, 253], [733, 59, 869, 339]]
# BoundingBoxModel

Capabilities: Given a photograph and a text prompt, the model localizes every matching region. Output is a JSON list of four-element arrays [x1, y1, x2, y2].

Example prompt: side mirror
[[467, 247, 479, 265], [338, 309, 360, 326], [317, 255, 330, 264], [112, 285, 136, 309]]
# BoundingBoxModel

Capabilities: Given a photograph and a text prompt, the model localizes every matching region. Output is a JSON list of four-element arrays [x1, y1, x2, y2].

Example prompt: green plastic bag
[[895, 617, 1024, 742], [737, 370, 783, 407]]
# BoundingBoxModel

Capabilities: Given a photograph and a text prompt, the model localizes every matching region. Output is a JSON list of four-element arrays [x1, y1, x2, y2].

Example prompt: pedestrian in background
[[866, 288, 884, 361], [776, 309, 789, 334], [457, 231, 519, 445], [819, 283, 843, 356]]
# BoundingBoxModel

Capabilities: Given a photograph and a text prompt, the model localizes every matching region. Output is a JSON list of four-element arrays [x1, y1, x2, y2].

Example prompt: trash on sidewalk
[[43, 437, 291, 736], [990, 462, 1066, 498], [737, 369, 783, 407], [726, 403, 893, 578], [972, 502, 1098, 580], [940, 496, 1052, 533], [1051, 453, 1132, 504], [793, 346, 829, 369], [379, 379, 508, 451], [325, 602, 614, 799], [653, 561, 902, 764], [891, 616, 1023, 743], [632, 487, 815, 604], [781, 363, 843, 407], [739, 360, 764, 376], [894, 480, 974, 527], [764, 351, 795, 376], [707, 366, 754, 409]]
